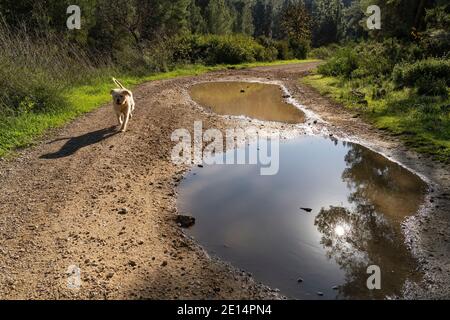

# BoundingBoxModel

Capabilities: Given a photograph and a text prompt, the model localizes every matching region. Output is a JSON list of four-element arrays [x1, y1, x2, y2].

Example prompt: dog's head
[[111, 89, 131, 105]]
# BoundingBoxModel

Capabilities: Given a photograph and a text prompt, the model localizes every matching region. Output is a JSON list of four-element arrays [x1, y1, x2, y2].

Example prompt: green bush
[[352, 40, 401, 78], [415, 75, 448, 97], [274, 40, 294, 60], [214, 36, 261, 64], [309, 44, 339, 60], [255, 36, 279, 61], [419, 29, 450, 58], [173, 34, 275, 65], [288, 39, 310, 60], [420, 3, 450, 57], [317, 40, 426, 80], [393, 58, 450, 96], [393, 58, 450, 86], [317, 47, 359, 78]]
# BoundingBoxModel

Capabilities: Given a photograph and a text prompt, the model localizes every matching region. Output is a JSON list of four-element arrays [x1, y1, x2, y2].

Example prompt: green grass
[[0, 59, 313, 158], [302, 74, 450, 163]]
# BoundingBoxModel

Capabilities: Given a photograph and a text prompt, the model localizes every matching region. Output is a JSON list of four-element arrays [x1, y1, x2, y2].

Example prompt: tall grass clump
[[0, 20, 113, 117]]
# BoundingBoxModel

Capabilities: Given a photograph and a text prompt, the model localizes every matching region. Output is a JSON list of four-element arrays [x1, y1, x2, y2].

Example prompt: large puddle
[[177, 136, 427, 299], [190, 82, 305, 123]]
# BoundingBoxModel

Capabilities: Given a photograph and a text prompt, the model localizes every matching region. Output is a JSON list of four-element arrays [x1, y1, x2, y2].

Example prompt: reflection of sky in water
[[177, 136, 426, 299], [190, 82, 305, 123]]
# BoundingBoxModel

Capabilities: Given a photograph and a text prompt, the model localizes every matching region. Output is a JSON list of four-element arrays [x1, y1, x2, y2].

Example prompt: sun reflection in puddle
[[334, 224, 349, 237]]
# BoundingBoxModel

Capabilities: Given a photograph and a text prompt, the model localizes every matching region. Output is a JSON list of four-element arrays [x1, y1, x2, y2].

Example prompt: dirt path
[[0, 62, 448, 299]]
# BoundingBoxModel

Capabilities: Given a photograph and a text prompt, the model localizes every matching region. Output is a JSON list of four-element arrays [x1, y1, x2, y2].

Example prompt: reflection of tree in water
[[314, 142, 425, 299], [342, 142, 426, 222]]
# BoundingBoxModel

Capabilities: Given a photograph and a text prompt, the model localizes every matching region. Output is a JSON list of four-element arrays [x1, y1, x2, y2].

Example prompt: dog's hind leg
[[129, 101, 135, 119]]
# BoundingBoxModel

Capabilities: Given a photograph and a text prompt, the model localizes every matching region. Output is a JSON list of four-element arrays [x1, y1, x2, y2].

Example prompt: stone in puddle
[[128, 260, 137, 267], [300, 207, 313, 213], [175, 215, 196, 228]]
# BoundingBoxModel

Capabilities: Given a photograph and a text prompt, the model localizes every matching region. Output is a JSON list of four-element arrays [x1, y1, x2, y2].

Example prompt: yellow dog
[[110, 78, 135, 132]]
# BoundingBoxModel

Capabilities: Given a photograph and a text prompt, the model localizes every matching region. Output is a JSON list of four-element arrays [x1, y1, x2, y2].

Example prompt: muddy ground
[[0, 62, 448, 299]]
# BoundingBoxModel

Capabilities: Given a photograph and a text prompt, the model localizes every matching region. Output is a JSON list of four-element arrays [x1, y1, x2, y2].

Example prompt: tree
[[205, 0, 233, 34], [188, 0, 207, 34], [359, 0, 437, 39], [252, 0, 266, 37], [272, 0, 290, 39], [342, 0, 366, 41], [253, 0, 276, 38], [417, 1, 450, 57], [138, 0, 190, 40], [94, 0, 143, 49], [90, 0, 190, 50], [280, 0, 311, 43], [263, 0, 274, 38], [87, 2, 118, 55], [311, 0, 345, 46], [279, 0, 311, 58], [231, 0, 255, 35]]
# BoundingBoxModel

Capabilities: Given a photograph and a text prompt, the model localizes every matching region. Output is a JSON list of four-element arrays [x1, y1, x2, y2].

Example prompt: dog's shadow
[[40, 126, 118, 159]]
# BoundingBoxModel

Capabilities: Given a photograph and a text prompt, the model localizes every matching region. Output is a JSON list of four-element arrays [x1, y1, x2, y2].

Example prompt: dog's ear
[[123, 90, 132, 96], [110, 90, 114, 95]]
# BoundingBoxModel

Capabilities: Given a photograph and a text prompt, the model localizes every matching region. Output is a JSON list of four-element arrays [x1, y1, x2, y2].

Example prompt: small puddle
[[190, 82, 305, 123], [177, 136, 427, 299]]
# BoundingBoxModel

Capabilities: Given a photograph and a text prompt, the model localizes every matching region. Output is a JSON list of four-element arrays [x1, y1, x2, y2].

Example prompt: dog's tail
[[112, 77, 125, 89]]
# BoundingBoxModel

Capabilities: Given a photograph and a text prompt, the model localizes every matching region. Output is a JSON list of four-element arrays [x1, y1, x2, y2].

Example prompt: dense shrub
[[274, 40, 294, 60], [420, 3, 450, 57], [309, 44, 339, 60], [317, 47, 358, 78], [393, 58, 450, 96], [317, 39, 425, 80], [255, 36, 279, 61], [393, 58, 450, 86], [173, 34, 275, 65], [419, 29, 450, 58], [313, 39, 432, 81], [415, 75, 448, 97], [352, 40, 404, 78], [288, 39, 310, 60], [239, 36, 308, 61]]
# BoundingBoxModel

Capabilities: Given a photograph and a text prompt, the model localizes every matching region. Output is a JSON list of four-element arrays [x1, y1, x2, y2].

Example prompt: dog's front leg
[[117, 113, 123, 126], [120, 110, 131, 132]]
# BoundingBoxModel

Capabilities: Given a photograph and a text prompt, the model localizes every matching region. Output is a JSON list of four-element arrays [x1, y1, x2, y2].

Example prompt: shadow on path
[[40, 126, 118, 159]]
